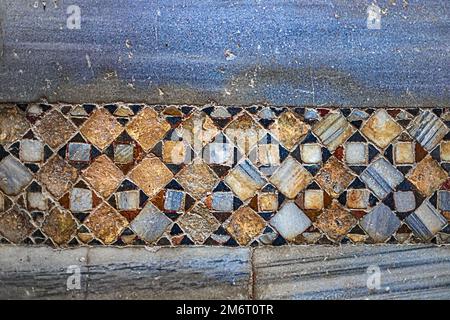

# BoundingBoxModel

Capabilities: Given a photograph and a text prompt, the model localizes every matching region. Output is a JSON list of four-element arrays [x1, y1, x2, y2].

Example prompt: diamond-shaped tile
[[407, 155, 447, 197], [360, 203, 401, 242], [225, 159, 266, 201], [408, 110, 449, 151], [82, 155, 124, 198], [125, 108, 171, 152], [360, 158, 404, 199], [35, 110, 77, 149], [405, 200, 447, 241], [361, 109, 402, 149], [269, 111, 309, 150], [176, 160, 219, 200], [130, 202, 172, 244], [315, 156, 355, 198], [38, 156, 78, 199], [0, 106, 30, 144], [41, 207, 77, 245], [178, 203, 220, 244], [84, 202, 128, 244], [269, 202, 311, 241], [80, 108, 123, 150], [312, 112, 355, 151], [315, 200, 357, 242], [126, 156, 172, 199], [225, 112, 265, 155], [0, 155, 33, 195], [0, 207, 35, 243], [225, 206, 266, 245], [270, 157, 312, 199]]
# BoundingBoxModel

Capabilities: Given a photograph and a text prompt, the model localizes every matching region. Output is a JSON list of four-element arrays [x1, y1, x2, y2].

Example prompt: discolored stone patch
[[407, 156, 447, 197], [270, 157, 312, 199], [0, 106, 30, 144], [178, 203, 220, 244], [314, 201, 357, 242], [81, 108, 123, 150], [0, 156, 33, 196], [0, 207, 35, 243], [225, 206, 266, 245], [129, 156, 173, 197], [38, 156, 78, 199], [177, 160, 219, 200], [84, 203, 128, 244], [41, 208, 77, 245], [316, 157, 355, 198], [269, 111, 309, 151], [82, 155, 124, 198], [35, 110, 77, 149], [361, 109, 402, 149]]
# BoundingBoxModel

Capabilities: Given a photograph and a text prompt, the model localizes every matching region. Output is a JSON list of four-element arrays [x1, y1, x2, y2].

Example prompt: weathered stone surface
[[407, 155, 447, 197], [361, 109, 402, 149], [313, 112, 354, 151], [178, 203, 220, 244], [270, 157, 312, 199], [360, 203, 401, 243], [270, 111, 309, 150], [38, 156, 78, 199], [316, 157, 354, 198], [82, 155, 124, 198], [81, 108, 123, 150], [405, 200, 447, 241], [35, 110, 77, 149], [270, 202, 311, 241], [130, 202, 172, 243], [0, 207, 35, 243], [394, 142, 415, 164], [84, 203, 128, 244], [176, 160, 219, 200], [180, 111, 219, 149], [129, 156, 173, 197], [126, 108, 170, 152], [441, 141, 450, 162], [254, 245, 450, 300], [0, 106, 30, 144], [0, 155, 33, 196], [225, 160, 266, 201], [347, 189, 369, 209], [361, 158, 404, 199], [225, 206, 266, 245], [314, 201, 357, 242], [225, 113, 264, 155], [408, 111, 449, 151], [41, 208, 77, 245], [19, 139, 44, 163]]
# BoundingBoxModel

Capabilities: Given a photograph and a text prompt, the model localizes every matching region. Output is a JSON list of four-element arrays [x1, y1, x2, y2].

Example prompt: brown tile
[[441, 141, 450, 162], [225, 206, 266, 245], [162, 140, 188, 164], [316, 156, 355, 198], [0, 106, 30, 144], [38, 156, 78, 199], [394, 141, 415, 164], [347, 189, 370, 209], [258, 193, 278, 212], [361, 109, 402, 149], [176, 160, 219, 200], [314, 200, 357, 242], [303, 189, 324, 210], [269, 111, 309, 150], [84, 203, 128, 244], [407, 155, 448, 197], [83, 155, 124, 198], [129, 155, 173, 197], [180, 111, 219, 147], [35, 110, 77, 149], [225, 160, 266, 201], [178, 203, 220, 244], [126, 108, 170, 152], [0, 207, 35, 243], [80, 108, 123, 150], [41, 207, 77, 245], [225, 112, 265, 155]]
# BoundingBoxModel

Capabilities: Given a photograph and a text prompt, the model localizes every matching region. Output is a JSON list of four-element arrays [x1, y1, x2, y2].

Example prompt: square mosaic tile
[[0, 104, 449, 246]]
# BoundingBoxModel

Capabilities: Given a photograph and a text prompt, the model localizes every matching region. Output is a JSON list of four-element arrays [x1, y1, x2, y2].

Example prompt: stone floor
[[0, 104, 449, 247]]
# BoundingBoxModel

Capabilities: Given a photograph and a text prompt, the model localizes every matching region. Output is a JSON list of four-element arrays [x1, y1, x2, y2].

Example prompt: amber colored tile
[[441, 141, 450, 162], [0, 207, 35, 243], [0, 106, 30, 144], [361, 109, 403, 149], [126, 108, 170, 152], [162, 140, 187, 164], [347, 189, 370, 209], [394, 142, 415, 164], [225, 160, 266, 201], [314, 200, 357, 242], [407, 155, 448, 197], [304, 190, 324, 210], [41, 208, 77, 245], [129, 155, 173, 197], [225, 112, 265, 155], [177, 160, 219, 200], [177, 203, 220, 244], [38, 156, 78, 199], [269, 111, 309, 150], [84, 203, 128, 244], [225, 206, 266, 245], [35, 110, 77, 149], [316, 156, 355, 198], [179, 111, 219, 150], [258, 193, 278, 212], [83, 155, 124, 198], [81, 108, 123, 150]]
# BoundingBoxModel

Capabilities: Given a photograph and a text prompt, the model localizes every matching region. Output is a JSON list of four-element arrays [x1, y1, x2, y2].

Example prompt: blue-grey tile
[[408, 111, 449, 151], [405, 200, 447, 240], [361, 158, 404, 199], [164, 190, 185, 211], [438, 191, 450, 211], [360, 203, 401, 242], [130, 203, 172, 243], [212, 192, 234, 212], [68, 142, 91, 162], [0, 156, 33, 195]]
